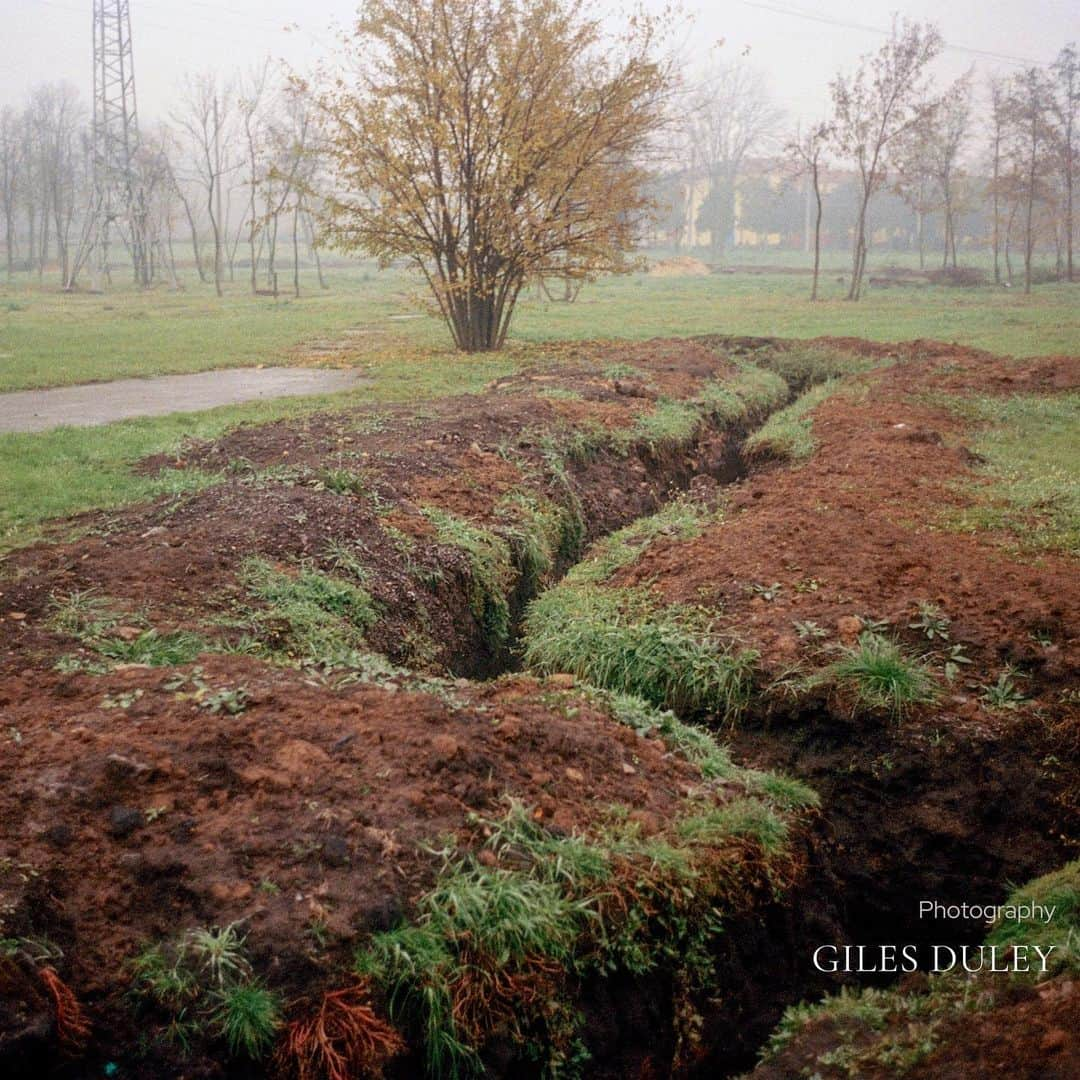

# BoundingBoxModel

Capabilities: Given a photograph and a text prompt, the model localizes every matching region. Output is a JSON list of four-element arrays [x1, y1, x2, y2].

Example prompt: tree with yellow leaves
[[311, 0, 673, 351]]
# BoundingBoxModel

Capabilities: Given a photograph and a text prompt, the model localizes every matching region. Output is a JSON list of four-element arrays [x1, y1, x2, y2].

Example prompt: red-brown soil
[[607, 345, 1078, 956], [1, 336, 1076, 1079], [0, 338, 817, 1077], [1, 338, 748, 681]]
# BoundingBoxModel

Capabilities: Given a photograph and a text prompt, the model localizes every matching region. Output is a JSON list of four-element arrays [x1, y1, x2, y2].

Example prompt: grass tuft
[[421, 507, 515, 650], [211, 982, 282, 1058], [830, 633, 937, 718], [523, 584, 757, 720], [744, 379, 841, 463]]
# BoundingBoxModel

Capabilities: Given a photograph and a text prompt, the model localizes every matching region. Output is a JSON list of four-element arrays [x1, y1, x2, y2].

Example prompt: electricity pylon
[[90, 0, 149, 286]]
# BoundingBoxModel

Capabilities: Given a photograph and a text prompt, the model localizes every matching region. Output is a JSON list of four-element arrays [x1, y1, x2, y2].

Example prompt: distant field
[[1, 254, 1076, 550], [1, 255, 1077, 394]]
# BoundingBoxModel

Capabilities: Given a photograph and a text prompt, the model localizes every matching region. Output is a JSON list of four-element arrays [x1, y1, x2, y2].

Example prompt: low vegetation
[[946, 391, 1080, 555], [828, 632, 938, 719], [352, 719, 813, 1076], [130, 923, 282, 1062], [523, 584, 758, 721], [744, 379, 842, 463]]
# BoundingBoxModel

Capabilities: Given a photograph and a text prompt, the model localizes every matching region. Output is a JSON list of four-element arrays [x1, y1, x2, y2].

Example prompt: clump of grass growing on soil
[[945, 391, 1079, 555], [829, 632, 936, 719], [241, 557, 378, 662], [49, 588, 212, 666], [495, 489, 580, 590], [745, 343, 880, 386], [986, 859, 1080, 973], [130, 924, 282, 1062], [744, 379, 841, 463], [695, 360, 789, 423], [421, 506, 516, 650], [354, 786, 806, 1076], [522, 584, 757, 721], [565, 497, 716, 587], [595, 690, 818, 810], [618, 397, 702, 454], [97, 628, 210, 666]]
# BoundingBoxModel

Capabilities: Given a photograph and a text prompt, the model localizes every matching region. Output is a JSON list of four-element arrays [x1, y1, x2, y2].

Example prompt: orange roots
[[279, 983, 404, 1080], [38, 967, 91, 1052]]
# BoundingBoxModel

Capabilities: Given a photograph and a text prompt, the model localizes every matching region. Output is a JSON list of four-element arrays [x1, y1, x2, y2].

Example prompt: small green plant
[[200, 687, 251, 715], [130, 926, 281, 1062], [97, 629, 209, 666], [49, 587, 118, 635], [750, 582, 783, 602], [908, 601, 950, 641], [211, 983, 281, 1057], [186, 924, 252, 988], [830, 633, 936, 718], [793, 620, 828, 641], [322, 538, 370, 581], [941, 643, 973, 682], [981, 667, 1028, 710]]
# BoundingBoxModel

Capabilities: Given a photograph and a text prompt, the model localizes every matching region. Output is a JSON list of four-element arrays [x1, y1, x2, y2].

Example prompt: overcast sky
[[2, 0, 1075, 124]]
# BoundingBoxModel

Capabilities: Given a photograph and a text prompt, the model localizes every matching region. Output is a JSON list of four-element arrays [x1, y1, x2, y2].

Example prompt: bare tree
[[785, 122, 831, 299], [691, 61, 782, 259], [1051, 43, 1078, 281], [173, 73, 236, 296], [986, 75, 1009, 283], [0, 107, 22, 279], [1004, 67, 1058, 294], [830, 18, 942, 299]]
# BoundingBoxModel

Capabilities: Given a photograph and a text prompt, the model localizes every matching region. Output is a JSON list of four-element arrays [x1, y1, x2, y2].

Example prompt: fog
[[3, 0, 1074, 123]]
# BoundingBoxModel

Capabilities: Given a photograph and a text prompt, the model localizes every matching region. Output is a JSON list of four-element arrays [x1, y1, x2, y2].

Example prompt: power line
[[740, 0, 1044, 68]]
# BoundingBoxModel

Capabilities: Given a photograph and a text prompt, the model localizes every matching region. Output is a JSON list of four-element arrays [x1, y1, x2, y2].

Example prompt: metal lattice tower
[[91, 0, 149, 285]]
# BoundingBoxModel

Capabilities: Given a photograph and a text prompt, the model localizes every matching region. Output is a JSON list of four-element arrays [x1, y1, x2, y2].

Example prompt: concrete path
[[0, 367, 369, 434]]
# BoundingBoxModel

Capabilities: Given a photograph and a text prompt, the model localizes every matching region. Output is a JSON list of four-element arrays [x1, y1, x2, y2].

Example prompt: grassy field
[[3, 257, 1078, 393], [1, 254, 1076, 551]]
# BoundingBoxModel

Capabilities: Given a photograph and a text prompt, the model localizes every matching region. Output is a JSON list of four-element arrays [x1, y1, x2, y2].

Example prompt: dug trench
[[0, 336, 1075, 1077]]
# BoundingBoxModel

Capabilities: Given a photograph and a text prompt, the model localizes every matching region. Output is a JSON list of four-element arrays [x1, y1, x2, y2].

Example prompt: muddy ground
[[0, 335, 1076, 1079]]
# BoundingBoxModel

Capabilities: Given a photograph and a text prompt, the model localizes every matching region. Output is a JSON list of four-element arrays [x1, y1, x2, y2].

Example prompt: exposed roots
[[38, 967, 91, 1052], [278, 983, 404, 1080]]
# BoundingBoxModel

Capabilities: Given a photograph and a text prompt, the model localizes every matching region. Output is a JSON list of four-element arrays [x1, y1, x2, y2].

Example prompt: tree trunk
[[292, 204, 301, 298], [810, 159, 823, 302]]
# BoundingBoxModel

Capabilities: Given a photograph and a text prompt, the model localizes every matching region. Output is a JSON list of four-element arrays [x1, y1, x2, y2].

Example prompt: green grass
[[421, 507, 516, 650], [210, 983, 282, 1059], [0, 345, 521, 551], [564, 498, 716, 587], [129, 923, 281, 1063], [522, 584, 758, 721], [3, 264, 1073, 397], [96, 629, 211, 666], [946, 392, 1080, 555], [830, 633, 937, 719], [3, 264, 1074, 552], [986, 859, 1080, 973], [240, 557, 378, 662], [744, 379, 842, 463], [354, 775, 809, 1076]]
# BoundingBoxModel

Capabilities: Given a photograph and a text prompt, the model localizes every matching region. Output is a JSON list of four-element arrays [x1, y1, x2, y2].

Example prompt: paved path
[[0, 367, 369, 434]]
